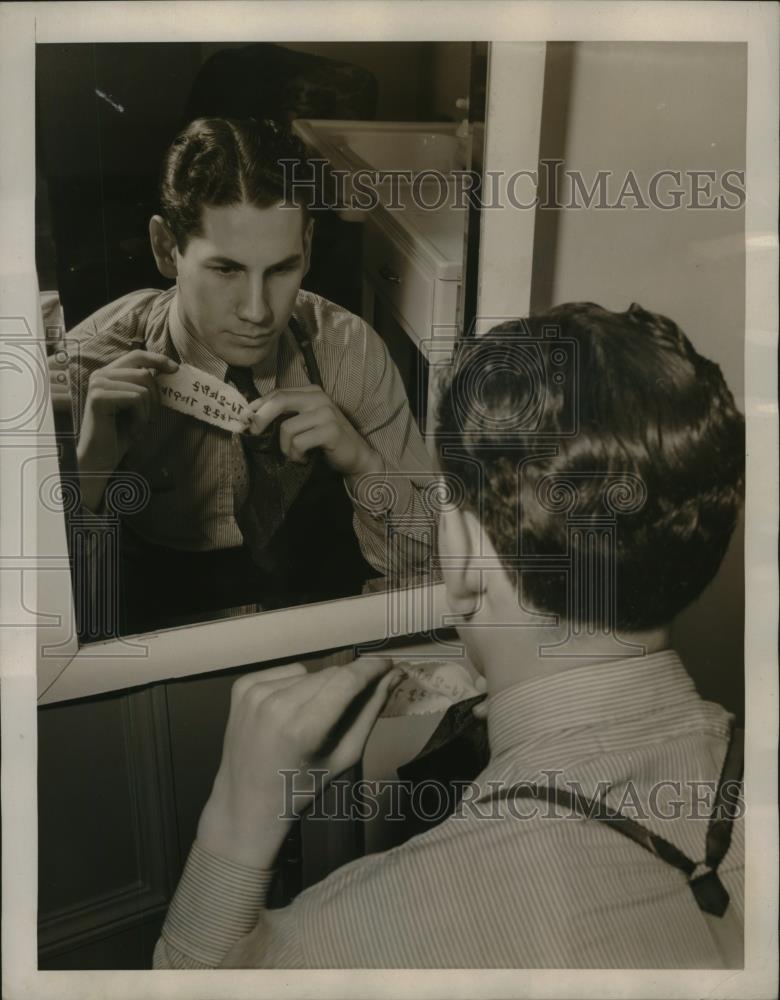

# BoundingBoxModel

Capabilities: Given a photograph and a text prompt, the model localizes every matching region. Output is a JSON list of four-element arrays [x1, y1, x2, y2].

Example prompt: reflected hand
[[243, 385, 384, 479], [47, 351, 72, 412], [197, 658, 402, 869], [76, 351, 178, 509]]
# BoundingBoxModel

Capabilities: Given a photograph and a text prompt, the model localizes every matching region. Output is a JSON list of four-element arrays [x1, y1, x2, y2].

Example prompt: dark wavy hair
[[435, 302, 745, 631], [159, 117, 312, 250]]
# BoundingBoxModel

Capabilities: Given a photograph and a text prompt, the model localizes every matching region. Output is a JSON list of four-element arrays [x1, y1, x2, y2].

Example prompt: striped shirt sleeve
[[153, 841, 277, 969], [334, 314, 437, 578]]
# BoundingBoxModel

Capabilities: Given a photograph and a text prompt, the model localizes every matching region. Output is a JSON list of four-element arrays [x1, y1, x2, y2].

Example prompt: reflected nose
[[237, 277, 273, 328]]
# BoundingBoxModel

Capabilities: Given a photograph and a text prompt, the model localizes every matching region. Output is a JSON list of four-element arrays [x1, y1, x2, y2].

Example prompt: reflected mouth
[[229, 330, 275, 345]]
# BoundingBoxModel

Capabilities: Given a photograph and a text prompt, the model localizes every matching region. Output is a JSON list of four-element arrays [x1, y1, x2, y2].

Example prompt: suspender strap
[[705, 725, 744, 869], [288, 314, 323, 388], [486, 782, 698, 877], [484, 725, 743, 918]]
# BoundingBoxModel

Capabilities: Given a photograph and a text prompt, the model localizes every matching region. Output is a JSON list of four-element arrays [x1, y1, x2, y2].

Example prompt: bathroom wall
[[534, 41, 747, 717], [539, 41, 745, 407]]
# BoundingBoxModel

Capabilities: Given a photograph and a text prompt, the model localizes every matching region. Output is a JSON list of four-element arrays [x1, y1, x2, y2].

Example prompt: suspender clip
[[689, 869, 730, 917]]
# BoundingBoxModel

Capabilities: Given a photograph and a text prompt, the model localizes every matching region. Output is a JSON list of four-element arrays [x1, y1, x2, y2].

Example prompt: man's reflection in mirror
[[63, 118, 434, 637]]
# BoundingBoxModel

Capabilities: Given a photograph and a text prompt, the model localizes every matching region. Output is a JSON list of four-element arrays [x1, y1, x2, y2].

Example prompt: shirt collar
[[486, 649, 698, 759]]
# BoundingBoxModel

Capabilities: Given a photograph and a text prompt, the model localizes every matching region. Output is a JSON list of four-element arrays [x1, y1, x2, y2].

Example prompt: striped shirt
[[66, 286, 434, 575], [153, 650, 744, 969]]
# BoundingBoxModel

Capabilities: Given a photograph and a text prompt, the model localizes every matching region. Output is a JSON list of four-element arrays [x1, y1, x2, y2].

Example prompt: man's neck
[[472, 618, 672, 697]]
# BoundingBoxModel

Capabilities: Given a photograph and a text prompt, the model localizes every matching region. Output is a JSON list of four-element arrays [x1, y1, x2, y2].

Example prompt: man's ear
[[149, 215, 179, 280], [301, 217, 314, 278], [439, 504, 487, 619]]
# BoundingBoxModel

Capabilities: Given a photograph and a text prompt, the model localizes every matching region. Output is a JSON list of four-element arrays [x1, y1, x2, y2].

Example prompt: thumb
[[472, 696, 489, 720], [327, 667, 404, 770]]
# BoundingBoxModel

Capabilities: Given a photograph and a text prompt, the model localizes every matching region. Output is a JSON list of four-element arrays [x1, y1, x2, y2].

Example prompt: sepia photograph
[[1, 2, 777, 998]]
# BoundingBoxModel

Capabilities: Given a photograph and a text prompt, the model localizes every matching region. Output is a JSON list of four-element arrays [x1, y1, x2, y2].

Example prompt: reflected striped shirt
[[154, 649, 744, 969], [66, 286, 435, 575]]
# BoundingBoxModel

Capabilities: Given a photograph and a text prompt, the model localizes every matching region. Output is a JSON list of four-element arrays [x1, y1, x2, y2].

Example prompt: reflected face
[[173, 201, 312, 367]]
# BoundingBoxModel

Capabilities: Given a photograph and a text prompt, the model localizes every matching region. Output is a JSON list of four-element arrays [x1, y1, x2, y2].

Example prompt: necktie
[[225, 364, 260, 403], [225, 363, 316, 565], [225, 365, 283, 549], [225, 365, 278, 454]]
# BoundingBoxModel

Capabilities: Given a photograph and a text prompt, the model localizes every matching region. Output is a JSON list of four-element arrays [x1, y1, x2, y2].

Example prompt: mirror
[[36, 41, 475, 646]]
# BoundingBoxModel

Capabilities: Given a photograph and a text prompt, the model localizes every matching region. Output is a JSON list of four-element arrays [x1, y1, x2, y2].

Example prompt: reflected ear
[[301, 217, 314, 277], [149, 215, 179, 280], [440, 505, 486, 619]]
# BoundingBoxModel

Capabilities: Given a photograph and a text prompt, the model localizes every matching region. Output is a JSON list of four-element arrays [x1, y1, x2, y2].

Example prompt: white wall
[[541, 42, 747, 716], [549, 42, 745, 407]]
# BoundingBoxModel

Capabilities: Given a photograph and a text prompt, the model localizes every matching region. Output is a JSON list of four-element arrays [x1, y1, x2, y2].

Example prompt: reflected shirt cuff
[[344, 462, 415, 525]]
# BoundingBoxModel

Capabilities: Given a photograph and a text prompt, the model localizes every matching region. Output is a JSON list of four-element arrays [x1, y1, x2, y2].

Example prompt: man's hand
[[197, 658, 402, 870], [243, 385, 385, 481], [472, 674, 489, 719], [76, 351, 178, 510]]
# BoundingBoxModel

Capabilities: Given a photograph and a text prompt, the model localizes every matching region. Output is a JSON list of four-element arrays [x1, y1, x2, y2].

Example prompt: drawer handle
[[379, 264, 402, 285]]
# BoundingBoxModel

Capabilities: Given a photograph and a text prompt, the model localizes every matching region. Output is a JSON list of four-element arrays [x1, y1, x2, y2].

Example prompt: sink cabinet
[[360, 214, 461, 444], [292, 120, 467, 445]]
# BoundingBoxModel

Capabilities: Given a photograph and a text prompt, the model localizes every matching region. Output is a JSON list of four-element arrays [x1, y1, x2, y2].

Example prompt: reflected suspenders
[[485, 725, 744, 918], [288, 314, 323, 388]]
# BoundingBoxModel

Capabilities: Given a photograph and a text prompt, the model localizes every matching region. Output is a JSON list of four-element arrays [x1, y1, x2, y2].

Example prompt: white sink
[[293, 119, 463, 173], [332, 130, 461, 175], [292, 120, 467, 280]]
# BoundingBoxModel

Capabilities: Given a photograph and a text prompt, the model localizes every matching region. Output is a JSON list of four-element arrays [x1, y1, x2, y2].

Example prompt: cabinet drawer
[[363, 220, 435, 347]]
